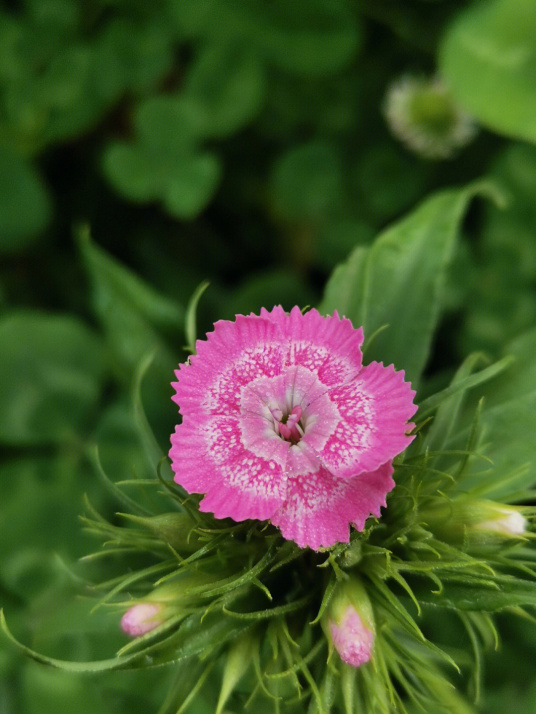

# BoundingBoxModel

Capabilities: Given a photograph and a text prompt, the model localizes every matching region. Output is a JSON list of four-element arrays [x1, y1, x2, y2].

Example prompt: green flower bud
[[121, 512, 202, 551], [423, 499, 527, 545]]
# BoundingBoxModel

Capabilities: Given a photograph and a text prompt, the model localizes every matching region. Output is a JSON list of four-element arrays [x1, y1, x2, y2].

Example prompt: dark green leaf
[[0, 146, 52, 253], [0, 312, 106, 444], [103, 143, 221, 219], [271, 141, 343, 221], [78, 230, 183, 372], [184, 43, 265, 138]]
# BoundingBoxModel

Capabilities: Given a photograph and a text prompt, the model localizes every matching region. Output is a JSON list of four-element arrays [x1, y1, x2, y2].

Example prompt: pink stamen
[[273, 405, 303, 444]]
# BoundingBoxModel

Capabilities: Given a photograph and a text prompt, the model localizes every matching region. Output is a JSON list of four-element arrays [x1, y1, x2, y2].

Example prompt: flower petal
[[173, 314, 286, 417], [270, 462, 395, 550], [319, 362, 416, 479], [169, 416, 287, 521], [261, 306, 364, 387]]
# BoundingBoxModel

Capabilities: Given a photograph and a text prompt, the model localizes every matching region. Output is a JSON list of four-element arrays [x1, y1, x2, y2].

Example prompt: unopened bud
[[322, 576, 375, 668], [120, 570, 217, 637], [121, 603, 164, 637], [423, 499, 527, 545], [120, 512, 201, 551]]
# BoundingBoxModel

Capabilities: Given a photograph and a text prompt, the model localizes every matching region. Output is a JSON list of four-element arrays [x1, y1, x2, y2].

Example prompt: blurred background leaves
[[1, 0, 536, 712]]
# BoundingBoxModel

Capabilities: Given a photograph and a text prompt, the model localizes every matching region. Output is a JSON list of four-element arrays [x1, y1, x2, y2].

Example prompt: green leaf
[[0, 611, 146, 673], [221, 269, 316, 322], [0, 146, 52, 253], [163, 152, 222, 220], [414, 574, 536, 612], [271, 141, 343, 221], [183, 43, 265, 138], [134, 96, 200, 152], [0, 311, 106, 445], [169, 0, 360, 77], [319, 183, 496, 386], [419, 355, 513, 424], [440, 0, 536, 143], [461, 144, 536, 354], [93, 17, 174, 101], [253, 0, 360, 77], [103, 143, 221, 219], [352, 145, 426, 221], [0, 453, 107, 601], [78, 229, 183, 373], [185, 280, 210, 354], [449, 328, 536, 498]]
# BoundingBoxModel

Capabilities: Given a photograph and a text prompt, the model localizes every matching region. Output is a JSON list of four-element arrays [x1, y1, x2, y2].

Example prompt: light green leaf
[[184, 280, 210, 354], [0, 311, 106, 445], [134, 95, 200, 152], [440, 0, 536, 143], [102, 143, 161, 201], [319, 184, 496, 386], [449, 328, 536, 498]]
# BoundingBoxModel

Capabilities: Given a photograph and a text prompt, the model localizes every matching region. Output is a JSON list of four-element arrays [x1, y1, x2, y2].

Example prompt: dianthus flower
[[169, 307, 416, 549]]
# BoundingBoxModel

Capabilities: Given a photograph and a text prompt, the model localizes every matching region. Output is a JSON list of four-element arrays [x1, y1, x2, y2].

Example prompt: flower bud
[[120, 570, 216, 637], [423, 499, 527, 545], [322, 576, 375, 668], [121, 512, 202, 552], [121, 603, 164, 637], [383, 75, 477, 159], [472, 505, 527, 539]]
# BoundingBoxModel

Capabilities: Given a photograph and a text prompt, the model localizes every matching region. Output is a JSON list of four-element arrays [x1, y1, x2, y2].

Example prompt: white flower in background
[[383, 75, 477, 159]]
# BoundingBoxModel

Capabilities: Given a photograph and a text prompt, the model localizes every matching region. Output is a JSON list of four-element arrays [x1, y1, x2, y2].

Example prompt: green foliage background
[[1, 0, 536, 712]]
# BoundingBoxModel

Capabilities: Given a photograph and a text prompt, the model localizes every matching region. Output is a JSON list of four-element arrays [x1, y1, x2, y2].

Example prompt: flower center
[[270, 405, 304, 445]]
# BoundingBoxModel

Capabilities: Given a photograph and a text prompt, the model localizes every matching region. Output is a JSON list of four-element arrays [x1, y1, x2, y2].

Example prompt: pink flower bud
[[121, 603, 164, 637], [329, 605, 375, 668], [323, 576, 375, 668]]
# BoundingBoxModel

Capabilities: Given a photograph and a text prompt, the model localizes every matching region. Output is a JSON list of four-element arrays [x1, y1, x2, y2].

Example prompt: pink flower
[[121, 603, 164, 637], [169, 306, 416, 549]]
